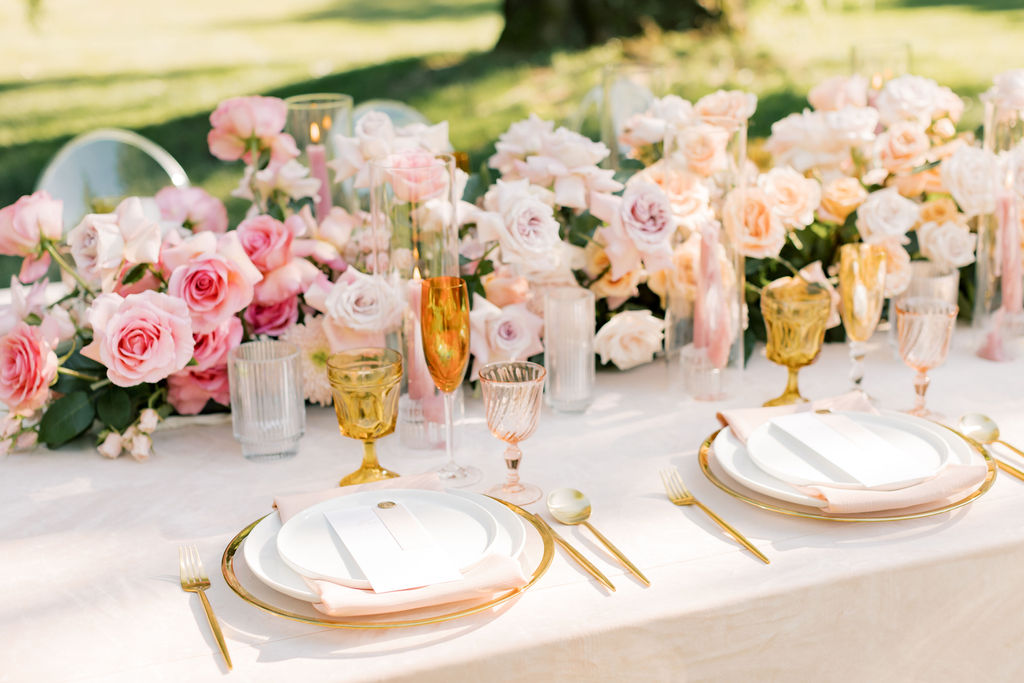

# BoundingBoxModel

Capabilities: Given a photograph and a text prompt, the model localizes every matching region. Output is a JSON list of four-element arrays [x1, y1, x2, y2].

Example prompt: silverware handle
[[582, 521, 650, 586], [694, 500, 770, 565], [198, 590, 233, 670], [997, 439, 1024, 459], [995, 457, 1024, 482]]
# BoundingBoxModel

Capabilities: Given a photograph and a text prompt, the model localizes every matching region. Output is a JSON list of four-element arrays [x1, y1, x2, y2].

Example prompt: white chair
[[36, 128, 188, 231]]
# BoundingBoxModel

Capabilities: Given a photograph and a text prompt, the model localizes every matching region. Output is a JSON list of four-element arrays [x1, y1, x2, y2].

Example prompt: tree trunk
[[495, 0, 733, 52]]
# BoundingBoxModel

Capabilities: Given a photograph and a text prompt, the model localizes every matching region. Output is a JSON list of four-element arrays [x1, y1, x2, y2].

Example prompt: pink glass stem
[[502, 443, 524, 493], [913, 370, 930, 415]]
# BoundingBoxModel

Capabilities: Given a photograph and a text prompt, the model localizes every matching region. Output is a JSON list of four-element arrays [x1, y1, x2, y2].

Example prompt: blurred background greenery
[[1, 0, 1022, 221]]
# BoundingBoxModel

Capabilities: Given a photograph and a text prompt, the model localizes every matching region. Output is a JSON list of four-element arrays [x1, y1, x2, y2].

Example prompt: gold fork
[[179, 544, 233, 670], [659, 467, 770, 565]]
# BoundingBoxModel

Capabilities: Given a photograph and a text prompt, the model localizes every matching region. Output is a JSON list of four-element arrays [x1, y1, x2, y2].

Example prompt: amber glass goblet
[[327, 348, 403, 486], [761, 279, 832, 407], [838, 243, 887, 390]]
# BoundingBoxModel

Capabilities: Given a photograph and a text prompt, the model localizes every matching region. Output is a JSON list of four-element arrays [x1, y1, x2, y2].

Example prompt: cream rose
[[819, 177, 867, 223], [694, 90, 758, 130], [594, 310, 665, 371], [941, 146, 1000, 217], [584, 243, 641, 310], [675, 123, 730, 177], [876, 75, 944, 127], [878, 121, 930, 174], [875, 237, 913, 298], [808, 75, 868, 111], [629, 161, 713, 234], [758, 167, 821, 230], [918, 220, 977, 271], [724, 187, 786, 259], [647, 232, 701, 309], [855, 187, 919, 243]]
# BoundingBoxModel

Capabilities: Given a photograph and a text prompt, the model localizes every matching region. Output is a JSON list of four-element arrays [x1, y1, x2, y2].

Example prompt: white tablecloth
[[3, 339, 1024, 683]]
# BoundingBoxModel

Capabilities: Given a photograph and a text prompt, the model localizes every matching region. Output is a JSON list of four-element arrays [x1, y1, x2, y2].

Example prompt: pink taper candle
[[693, 222, 732, 370], [406, 273, 435, 401], [306, 122, 333, 222], [998, 192, 1023, 315]]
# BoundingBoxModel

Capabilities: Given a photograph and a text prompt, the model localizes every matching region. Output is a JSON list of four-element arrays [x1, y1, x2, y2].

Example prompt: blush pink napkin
[[716, 395, 988, 514], [271, 474, 529, 617]]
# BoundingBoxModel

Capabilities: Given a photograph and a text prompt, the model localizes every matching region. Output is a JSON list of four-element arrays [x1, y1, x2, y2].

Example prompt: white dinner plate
[[275, 489, 501, 590], [745, 411, 951, 490], [243, 490, 526, 602], [714, 414, 976, 508]]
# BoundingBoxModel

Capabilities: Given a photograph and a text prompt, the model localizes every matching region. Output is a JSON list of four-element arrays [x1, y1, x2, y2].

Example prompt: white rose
[[619, 112, 667, 148], [478, 181, 562, 275], [323, 269, 403, 332], [985, 69, 1024, 114], [68, 213, 123, 285], [941, 146, 1000, 216], [129, 432, 153, 462], [488, 114, 555, 176], [1007, 146, 1024, 198], [467, 295, 544, 380], [808, 75, 868, 111], [855, 187, 919, 243], [97, 432, 123, 460], [138, 408, 160, 434], [765, 110, 844, 174], [355, 111, 396, 159], [876, 75, 943, 127], [694, 90, 757, 129], [594, 310, 665, 371], [113, 197, 162, 265], [918, 220, 977, 271], [758, 167, 821, 229], [823, 106, 879, 147]]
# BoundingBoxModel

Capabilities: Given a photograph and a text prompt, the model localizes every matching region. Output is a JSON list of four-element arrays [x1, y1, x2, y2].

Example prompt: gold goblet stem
[[338, 440, 399, 487]]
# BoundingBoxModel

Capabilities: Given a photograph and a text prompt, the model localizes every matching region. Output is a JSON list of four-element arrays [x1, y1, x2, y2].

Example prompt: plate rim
[[275, 488, 501, 589], [700, 425, 996, 522], [221, 500, 555, 629]]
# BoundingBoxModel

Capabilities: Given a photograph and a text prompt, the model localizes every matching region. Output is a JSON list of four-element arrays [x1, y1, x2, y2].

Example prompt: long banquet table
[[4, 338, 1024, 683]]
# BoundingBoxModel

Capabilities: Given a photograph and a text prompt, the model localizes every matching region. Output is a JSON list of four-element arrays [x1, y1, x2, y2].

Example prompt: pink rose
[[467, 294, 543, 380], [166, 233, 262, 333], [385, 151, 448, 203], [244, 297, 299, 336], [0, 323, 58, 414], [192, 316, 243, 370], [0, 191, 63, 283], [155, 187, 228, 233], [237, 214, 293, 272], [82, 291, 195, 387], [207, 96, 299, 164], [253, 257, 320, 305], [167, 365, 230, 415]]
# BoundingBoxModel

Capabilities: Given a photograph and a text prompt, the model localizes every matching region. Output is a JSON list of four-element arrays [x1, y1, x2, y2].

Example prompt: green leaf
[[97, 389, 133, 431], [39, 391, 95, 448], [120, 263, 149, 286]]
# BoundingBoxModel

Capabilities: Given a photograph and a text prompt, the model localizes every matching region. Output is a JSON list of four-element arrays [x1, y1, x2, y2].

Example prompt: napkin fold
[[271, 474, 529, 617], [717, 391, 878, 444], [717, 394, 988, 514]]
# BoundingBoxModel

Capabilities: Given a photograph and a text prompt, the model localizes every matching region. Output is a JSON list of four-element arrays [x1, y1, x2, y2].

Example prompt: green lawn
[[2, 0, 1023, 216]]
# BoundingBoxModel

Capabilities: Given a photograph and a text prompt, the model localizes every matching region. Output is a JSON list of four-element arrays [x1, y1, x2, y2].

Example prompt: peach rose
[[629, 161, 713, 233], [758, 167, 821, 230], [82, 291, 195, 387], [874, 237, 913, 298], [724, 187, 786, 259], [677, 123, 729, 177], [890, 172, 929, 198], [918, 198, 961, 226], [0, 323, 58, 414], [584, 242, 641, 310], [694, 90, 758, 130], [808, 75, 868, 111], [647, 232, 702, 309], [482, 266, 530, 307], [879, 121, 930, 174], [819, 177, 868, 224]]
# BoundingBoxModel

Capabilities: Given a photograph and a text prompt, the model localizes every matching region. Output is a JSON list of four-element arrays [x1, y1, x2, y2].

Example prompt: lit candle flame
[[413, 266, 422, 280], [309, 121, 321, 144]]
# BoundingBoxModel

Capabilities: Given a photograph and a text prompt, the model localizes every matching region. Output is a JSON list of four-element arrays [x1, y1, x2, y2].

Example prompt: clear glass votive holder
[[543, 287, 595, 412], [227, 341, 305, 461]]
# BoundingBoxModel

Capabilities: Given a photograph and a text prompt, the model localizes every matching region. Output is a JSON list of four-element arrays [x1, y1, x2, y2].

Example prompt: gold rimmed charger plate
[[221, 499, 554, 629], [698, 426, 997, 522]]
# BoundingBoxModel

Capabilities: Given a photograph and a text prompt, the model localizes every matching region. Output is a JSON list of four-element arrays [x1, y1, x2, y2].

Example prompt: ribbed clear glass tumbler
[[543, 287, 595, 412], [227, 341, 305, 461]]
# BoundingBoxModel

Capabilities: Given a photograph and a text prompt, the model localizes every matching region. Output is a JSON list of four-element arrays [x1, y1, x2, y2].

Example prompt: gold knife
[[530, 513, 616, 592]]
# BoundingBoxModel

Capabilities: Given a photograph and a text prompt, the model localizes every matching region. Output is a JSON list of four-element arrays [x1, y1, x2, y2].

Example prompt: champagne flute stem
[[443, 390, 456, 469], [913, 370, 930, 414], [504, 443, 524, 493], [849, 340, 866, 388]]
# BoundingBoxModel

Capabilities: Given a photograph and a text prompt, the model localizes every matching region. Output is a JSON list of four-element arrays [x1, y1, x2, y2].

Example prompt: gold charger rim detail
[[698, 426, 997, 522], [220, 498, 555, 629]]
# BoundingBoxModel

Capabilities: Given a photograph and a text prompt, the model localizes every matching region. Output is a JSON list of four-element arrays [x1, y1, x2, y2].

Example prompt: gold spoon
[[958, 413, 1024, 482], [547, 488, 650, 587]]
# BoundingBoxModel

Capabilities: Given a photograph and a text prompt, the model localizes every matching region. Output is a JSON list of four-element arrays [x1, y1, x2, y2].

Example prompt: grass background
[[2, 0, 1023, 218]]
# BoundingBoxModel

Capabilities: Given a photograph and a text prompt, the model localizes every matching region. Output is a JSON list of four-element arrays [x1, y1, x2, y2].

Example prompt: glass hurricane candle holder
[[285, 93, 355, 220], [761, 279, 832, 407]]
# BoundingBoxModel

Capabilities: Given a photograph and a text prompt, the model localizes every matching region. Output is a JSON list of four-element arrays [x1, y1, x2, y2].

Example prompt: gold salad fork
[[659, 467, 770, 565], [179, 544, 233, 670]]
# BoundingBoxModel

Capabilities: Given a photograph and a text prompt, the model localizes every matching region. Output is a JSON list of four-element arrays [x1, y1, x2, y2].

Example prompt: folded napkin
[[271, 474, 529, 617], [717, 394, 988, 514], [795, 465, 988, 514], [717, 391, 878, 444]]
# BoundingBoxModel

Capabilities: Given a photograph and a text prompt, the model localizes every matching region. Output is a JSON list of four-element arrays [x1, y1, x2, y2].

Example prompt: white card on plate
[[768, 412, 938, 488], [324, 502, 463, 593]]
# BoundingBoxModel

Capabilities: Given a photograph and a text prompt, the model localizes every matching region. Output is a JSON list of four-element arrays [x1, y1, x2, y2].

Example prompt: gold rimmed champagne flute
[[480, 361, 546, 505], [421, 276, 481, 486], [896, 297, 957, 420], [327, 348, 403, 486], [838, 243, 887, 392], [761, 278, 832, 407]]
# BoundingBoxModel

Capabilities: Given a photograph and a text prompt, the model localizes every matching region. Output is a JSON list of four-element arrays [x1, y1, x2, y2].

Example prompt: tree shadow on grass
[[890, 0, 1023, 10], [220, 0, 498, 29]]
